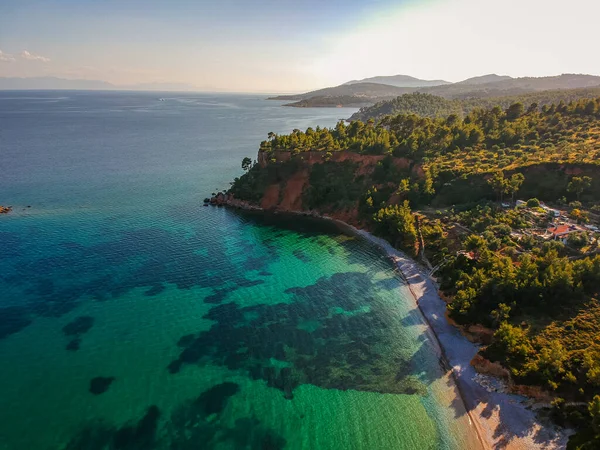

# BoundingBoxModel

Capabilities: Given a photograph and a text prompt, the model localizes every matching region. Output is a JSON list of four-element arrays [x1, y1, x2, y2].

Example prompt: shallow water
[[0, 91, 480, 449]]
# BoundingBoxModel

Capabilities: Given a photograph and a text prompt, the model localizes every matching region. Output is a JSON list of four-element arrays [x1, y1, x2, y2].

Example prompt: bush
[[527, 198, 541, 207], [372, 201, 418, 256], [567, 232, 588, 249], [520, 234, 537, 250]]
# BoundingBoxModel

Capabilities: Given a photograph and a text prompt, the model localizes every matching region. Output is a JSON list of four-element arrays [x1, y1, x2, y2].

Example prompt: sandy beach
[[353, 228, 570, 450]]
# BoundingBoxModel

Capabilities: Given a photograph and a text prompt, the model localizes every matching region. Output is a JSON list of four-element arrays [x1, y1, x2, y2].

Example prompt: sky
[[0, 0, 599, 93]]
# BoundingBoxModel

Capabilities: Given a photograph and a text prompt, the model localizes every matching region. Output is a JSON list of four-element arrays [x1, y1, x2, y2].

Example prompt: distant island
[[269, 73, 600, 108], [0, 76, 200, 92], [219, 94, 600, 449]]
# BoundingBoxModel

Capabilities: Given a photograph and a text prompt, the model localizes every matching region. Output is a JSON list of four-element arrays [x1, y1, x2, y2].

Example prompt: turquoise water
[[0, 92, 480, 449]]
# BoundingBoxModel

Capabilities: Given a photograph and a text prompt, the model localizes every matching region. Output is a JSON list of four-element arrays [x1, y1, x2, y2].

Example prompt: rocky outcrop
[[471, 354, 511, 380], [209, 192, 228, 206], [0, 206, 12, 214]]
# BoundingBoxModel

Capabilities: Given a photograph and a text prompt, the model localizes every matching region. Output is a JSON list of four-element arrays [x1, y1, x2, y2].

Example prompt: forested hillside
[[230, 96, 600, 448], [350, 88, 600, 121]]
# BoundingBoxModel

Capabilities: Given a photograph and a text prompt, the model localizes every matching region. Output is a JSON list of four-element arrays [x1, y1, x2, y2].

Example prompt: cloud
[[20, 50, 50, 63], [0, 50, 15, 62]]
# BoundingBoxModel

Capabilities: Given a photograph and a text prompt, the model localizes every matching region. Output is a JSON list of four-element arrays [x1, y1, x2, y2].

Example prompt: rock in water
[[89, 376, 115, 395]]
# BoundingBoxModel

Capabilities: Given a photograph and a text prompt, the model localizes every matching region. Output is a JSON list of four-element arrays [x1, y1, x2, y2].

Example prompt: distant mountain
[[268, 82, 413, 102], [343, 74, 450, 88], [422, 73, 600, 100], [476, 74, 600, 91], [457, 74, 513, 85], [0, 77, 199, 91], [0, 77, 116, 90], [276, 73, 600, 107]]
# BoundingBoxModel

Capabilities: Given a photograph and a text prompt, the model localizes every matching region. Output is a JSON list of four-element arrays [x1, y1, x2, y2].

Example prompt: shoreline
[[352, 228, 568, 450], [223, 199, 569, 449]]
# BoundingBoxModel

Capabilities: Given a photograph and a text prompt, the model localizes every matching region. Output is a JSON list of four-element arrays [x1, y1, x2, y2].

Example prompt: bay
[[0, 91, 479, 449]]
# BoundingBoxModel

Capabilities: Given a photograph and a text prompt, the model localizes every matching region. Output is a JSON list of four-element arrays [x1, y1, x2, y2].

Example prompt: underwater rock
[[195, 382, 240, 415], [89, 376, 116, 395], [63, 316, 94, 351], [63, 316, 94, 336], [112, 405, 160, 449], [66, 338, 81, 351], [65, 405, 160, 450], [0, 306, 32, 340]]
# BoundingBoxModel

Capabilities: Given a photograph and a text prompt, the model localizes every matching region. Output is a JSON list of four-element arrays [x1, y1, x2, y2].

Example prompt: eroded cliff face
[[259, 149, 412, 170], [250, 150, 420, 227]]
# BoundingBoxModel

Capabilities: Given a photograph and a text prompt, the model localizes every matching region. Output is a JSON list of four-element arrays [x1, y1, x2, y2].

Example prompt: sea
[[0, 91, 480, 449]]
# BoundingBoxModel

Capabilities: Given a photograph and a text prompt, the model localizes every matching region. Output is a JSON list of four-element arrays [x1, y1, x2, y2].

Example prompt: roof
[[547, 224, 579, 236]]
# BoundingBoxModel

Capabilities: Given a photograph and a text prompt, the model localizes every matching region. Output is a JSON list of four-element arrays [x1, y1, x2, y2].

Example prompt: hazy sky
[[1, 0, 599, 92]]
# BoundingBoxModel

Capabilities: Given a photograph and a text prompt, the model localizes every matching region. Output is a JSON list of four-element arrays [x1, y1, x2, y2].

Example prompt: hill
[[268, 82, 412, 102], [276, 73, 600, 108], [349, 87, 600, 121], [456, 74, 513, 85], [423, 73, 600, 100], [343, 74, 450, 88], [280, 95, 375, 108]]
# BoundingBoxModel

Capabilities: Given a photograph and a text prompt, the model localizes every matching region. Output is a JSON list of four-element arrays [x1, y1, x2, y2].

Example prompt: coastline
[[353, 229, 568, 450], [223, 199, 569, 450]]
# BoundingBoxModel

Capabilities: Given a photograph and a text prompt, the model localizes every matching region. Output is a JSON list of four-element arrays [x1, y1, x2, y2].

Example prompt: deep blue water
[[0, 91, 479, 449]]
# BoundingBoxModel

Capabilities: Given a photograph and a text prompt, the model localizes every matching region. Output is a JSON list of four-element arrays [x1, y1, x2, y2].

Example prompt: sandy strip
[[352, 228, 569, 450]]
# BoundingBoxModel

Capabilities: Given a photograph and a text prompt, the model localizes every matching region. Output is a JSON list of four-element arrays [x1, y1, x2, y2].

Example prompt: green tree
[[506, 103, 525, 121], [465, 234, 487, 252], [491, 303, 512, 325], [489, 322, 534, 374], [241, 157, 253, 172], [487, 171, 509, 202], [589, 396, 600, 433], [568, 176, 592, 200], [567, 232, 588, 249], [507, 173, 525, 203], [422, 169, 436, 196], [397, 178, 411, 194], [373, 201, 418, 255]]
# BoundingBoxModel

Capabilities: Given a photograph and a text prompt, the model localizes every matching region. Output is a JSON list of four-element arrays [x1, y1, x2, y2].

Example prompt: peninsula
[[218, 96, 600, 449]]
